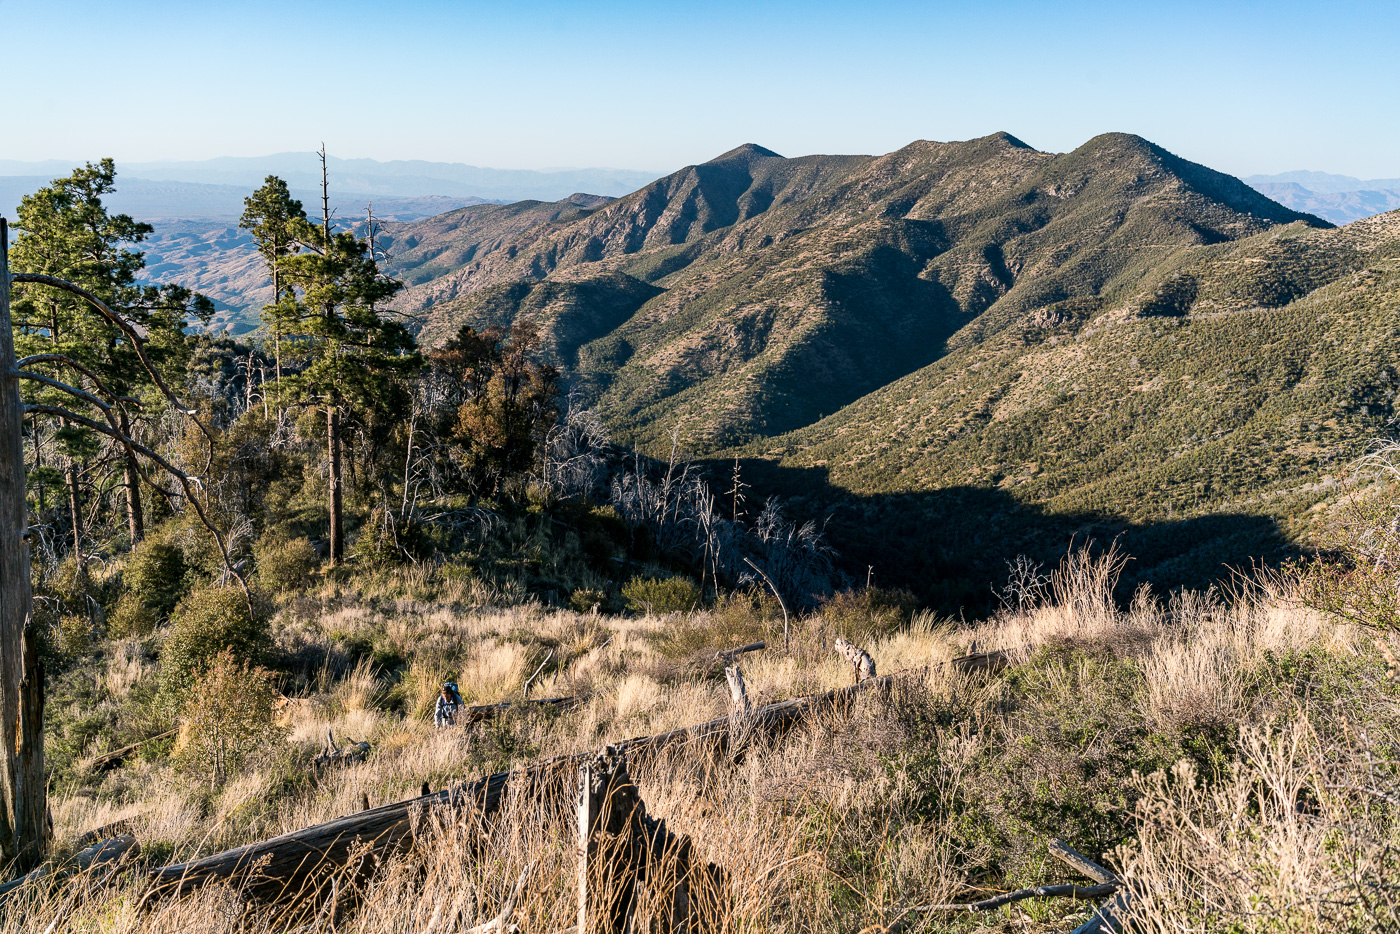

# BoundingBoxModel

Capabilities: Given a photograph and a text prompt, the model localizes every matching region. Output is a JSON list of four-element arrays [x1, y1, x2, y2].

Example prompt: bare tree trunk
[[63, 437, 82, 572], [0, 219, 46, 873], [118, 409, 143, 545], [327, 404, 343, 564]]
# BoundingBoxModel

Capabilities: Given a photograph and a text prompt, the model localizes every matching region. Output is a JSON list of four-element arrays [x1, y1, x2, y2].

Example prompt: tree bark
[[118, 408, 143, 544], [327, 404, 343, 564], [0, 219, 45, 873]]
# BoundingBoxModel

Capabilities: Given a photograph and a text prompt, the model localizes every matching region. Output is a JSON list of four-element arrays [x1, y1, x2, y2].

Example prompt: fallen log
[[86, 729, 178, 772], [313, 729, 370, 768], [147, 671, 903, 901], [0, 834, 139, 902], [920, 881, 1119, 912], [1048, 838, 1130, 934], [713, 641, 765, 663], [462, 694, 587, 724], [950, 649, 1013, 676]]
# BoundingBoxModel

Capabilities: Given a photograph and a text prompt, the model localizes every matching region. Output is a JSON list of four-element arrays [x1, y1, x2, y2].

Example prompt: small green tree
[[161, 586, 271, 696], [174, 649, 284, 789]]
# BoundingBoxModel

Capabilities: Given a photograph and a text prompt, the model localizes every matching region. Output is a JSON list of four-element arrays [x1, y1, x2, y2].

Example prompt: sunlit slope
[[392, 133, 1323, 452], [746, 211, 1400, 597]]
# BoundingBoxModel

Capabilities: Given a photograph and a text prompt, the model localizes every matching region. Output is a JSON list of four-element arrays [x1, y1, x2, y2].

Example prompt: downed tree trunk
[[950, 649, 1012, 676], [462, 694, 586, 724], [834, 637, 876, 682], [713, 641, 765, 663], [87, 729, 178, 773], [1048, 838, 1130, 934], [0, 833, 139, 902], [148, 672, 902, 901], [578, 749, 725, 933]]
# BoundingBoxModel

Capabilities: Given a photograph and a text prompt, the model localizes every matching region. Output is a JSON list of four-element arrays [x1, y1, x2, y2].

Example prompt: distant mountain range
[[1245, 171, 1400, 224], [0, 153, 661, 218]]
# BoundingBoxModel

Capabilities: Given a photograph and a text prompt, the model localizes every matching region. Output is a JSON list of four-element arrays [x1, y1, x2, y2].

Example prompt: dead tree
[[834, 636, 876, 682], [0, 219, 43, 873], [578, 748, 726, 933]]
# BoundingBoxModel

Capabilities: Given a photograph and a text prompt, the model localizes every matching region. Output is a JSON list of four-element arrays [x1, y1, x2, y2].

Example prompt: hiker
[[434, 681, 463, 728]]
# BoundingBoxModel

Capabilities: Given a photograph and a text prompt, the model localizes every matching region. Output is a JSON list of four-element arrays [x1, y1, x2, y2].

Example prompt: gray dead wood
[[1048, 838, 1119, 884], [0, 833, 139, 902], [724, 667, 751, 715], [0, 220, 45, 873], [578, 750, 724, 933], [313, 730, 369, 769], [1070, 891, 1131, 934], [713, 641, 765, 663], [950, 649, 1013, 676], [463, 860, 532, 934], [1049, 838, 1129, 933], [86, 729, 178, 772], [464, 694, 586, 724], [146, 672, 901, 901], [77, 819, 134, 848], [920, 881, 1119, 912], [834, 636, 876, 682]]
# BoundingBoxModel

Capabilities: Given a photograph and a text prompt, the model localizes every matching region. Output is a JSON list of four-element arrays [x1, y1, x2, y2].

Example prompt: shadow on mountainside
[[727, 459, 1302, 616]]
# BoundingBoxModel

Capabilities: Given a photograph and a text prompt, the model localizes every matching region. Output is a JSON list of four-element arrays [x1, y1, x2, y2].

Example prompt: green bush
[[569, 588, 606, 614], [621, 575, 702, 616], [819, 587, 918, 642], [173, 649, 286, 789], [254, 533, 319, 593], [54, 614, 93, 658], [650, 590, 778, 662], [124, 534, 190, 619], [108, 593, 157, 639], [161, 586, 271, 697]]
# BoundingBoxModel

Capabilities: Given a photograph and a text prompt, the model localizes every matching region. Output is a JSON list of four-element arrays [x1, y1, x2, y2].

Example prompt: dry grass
[[13, 553, 1400, 931]]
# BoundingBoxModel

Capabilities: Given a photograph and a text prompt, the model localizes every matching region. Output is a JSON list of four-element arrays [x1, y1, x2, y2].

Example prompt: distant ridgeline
[[260, 135, 1400, 606]]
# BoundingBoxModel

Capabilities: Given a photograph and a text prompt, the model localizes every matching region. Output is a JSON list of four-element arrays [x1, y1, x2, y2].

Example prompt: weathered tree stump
[[834, 637, 876, 682], [577, 749, 726, 933]]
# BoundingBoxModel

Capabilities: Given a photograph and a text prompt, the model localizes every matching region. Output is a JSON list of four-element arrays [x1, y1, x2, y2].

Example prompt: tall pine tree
[[257, 151, 419, 562]]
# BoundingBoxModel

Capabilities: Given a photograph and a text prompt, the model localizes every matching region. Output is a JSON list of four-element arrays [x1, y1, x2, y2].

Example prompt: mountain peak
[[986, 131, 1035, 150], [705, 143, 784, 165]]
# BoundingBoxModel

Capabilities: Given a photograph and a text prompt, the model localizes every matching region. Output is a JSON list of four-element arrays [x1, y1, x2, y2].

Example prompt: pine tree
[[264, 150, 419, 562], [239, 177, 305, 397], [10, 160, 208, 554]]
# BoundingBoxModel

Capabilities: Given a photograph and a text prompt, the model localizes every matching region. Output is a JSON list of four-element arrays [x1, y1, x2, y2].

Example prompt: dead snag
[[577, 749, 726, 933], [834, 637, 876, 682], [314, 730, 369, 769]]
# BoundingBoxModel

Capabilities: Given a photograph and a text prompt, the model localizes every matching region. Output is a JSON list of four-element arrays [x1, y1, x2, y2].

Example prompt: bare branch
[[11, 273, 210, 438], [23, 403, 249, 597]]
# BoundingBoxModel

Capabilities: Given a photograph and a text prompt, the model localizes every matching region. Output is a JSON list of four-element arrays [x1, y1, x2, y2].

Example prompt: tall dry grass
[[13, 552, 1400, 931]]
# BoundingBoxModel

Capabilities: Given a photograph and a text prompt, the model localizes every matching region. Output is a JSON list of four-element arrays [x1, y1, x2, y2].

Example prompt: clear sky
[[3, 0, 1397, 179]]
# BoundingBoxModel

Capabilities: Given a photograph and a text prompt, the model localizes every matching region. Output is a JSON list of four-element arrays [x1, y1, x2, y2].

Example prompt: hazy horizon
[[3, 0, 1398, 180]]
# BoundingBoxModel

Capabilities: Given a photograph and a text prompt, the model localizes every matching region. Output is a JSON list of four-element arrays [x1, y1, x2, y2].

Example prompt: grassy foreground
[[10, 552, 1400, 932]]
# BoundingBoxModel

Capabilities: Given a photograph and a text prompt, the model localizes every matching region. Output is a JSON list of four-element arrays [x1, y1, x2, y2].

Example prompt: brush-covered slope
[[391, 133, 1326, 452], [751, 210, 1400, 601]]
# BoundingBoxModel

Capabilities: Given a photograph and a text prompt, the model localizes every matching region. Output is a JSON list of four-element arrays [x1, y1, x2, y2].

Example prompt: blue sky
[[3, 0, 1397, 178]]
